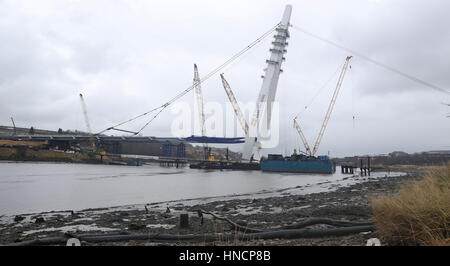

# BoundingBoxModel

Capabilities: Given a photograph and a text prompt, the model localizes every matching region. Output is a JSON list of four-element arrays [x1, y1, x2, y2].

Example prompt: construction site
[[0, 2, 448, 250], [1, 6, 356, 173]]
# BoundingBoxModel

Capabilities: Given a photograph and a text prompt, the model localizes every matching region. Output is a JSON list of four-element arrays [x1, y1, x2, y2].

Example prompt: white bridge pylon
[[242, 5, 292, 162]]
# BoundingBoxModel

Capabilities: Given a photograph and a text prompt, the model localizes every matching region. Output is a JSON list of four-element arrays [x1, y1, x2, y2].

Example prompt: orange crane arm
[[79, 93, 96, 150], [220, 74, 249, 136], [293, 118, 312, 156], [312, 56, 352, 156]]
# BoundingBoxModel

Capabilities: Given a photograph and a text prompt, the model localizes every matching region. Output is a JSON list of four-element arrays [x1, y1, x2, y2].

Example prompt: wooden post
[[180, 213, 189, 228], [360, 159, 363, 176]]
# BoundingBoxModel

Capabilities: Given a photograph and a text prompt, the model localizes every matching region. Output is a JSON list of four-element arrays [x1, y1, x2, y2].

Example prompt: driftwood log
[[6, 208, 375, 246], [275, 218, 373, 230], [193, 209, 372, 232], [193, 209, 263, 233], [8, 225, 375, 246], [8, 216, 375, 246]]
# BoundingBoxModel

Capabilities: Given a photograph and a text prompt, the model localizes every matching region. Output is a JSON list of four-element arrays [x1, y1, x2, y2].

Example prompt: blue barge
[[261, 154, 335, 174]]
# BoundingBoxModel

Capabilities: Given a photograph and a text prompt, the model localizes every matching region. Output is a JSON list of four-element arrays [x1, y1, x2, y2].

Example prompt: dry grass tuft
[[371, 162, 449, 246]]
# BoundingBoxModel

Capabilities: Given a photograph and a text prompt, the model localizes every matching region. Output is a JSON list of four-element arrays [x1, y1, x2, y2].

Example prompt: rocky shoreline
[[0, 170, 420, 246]]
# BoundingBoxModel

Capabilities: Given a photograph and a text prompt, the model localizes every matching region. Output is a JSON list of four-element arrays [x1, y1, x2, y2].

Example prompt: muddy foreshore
[[0, 170, 420, 246]]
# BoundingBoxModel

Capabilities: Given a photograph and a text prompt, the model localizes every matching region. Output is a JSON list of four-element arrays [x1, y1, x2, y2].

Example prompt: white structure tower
[[193, 64, 206, 137], [242, 5, 292, 161]]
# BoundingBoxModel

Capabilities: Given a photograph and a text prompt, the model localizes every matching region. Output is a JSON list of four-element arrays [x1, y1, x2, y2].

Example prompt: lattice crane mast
[[220, 74, 249, 136], [293, 118, 312, 156], [10, 117, 17, 136], [193, 64, 206, 137], [193, 64, 212, 160], [311, 56, 352, 156], [79, 93, 96, 150]]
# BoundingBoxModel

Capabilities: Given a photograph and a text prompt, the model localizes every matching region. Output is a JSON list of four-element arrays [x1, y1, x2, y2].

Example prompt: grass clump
[[371, 163, 449, 246]]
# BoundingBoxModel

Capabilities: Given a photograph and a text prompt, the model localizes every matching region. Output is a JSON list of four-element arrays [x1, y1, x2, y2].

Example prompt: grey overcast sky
[[0, 0, 449, 157]]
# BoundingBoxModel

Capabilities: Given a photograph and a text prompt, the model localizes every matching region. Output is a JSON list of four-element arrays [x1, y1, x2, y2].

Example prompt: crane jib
[[311, 56, 352, 156]]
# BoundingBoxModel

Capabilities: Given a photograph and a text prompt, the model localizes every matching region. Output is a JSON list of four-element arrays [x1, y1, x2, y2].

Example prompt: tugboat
[[260, 153, 334, 174]]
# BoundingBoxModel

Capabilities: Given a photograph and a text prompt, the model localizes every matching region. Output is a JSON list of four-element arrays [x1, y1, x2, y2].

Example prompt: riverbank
[[0, 146, 104, 164], [0, 169, 421, 246]]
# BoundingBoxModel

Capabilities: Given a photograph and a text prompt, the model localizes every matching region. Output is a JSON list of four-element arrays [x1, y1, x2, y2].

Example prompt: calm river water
[[0, 161, 400, 215]]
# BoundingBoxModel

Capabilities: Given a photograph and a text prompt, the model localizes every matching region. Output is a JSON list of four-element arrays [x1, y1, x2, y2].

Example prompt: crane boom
[[194, 65, 210, 160], [193, 64, 206, 137], [79, 93, 96, 150], [312, 56, 352, 156], [220, 74, 249, 136], [293, 118, 312, 156], [10, 117, 16, 136]]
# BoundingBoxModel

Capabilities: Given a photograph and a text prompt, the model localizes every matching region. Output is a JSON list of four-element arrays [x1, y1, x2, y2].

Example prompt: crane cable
[[294, 65, 341, 120], [221, 31, 271, 74], [98, 22, 281, 136], [96, 106, 163, 135], [350, 63, 356, 129], [290, 24, 450, 95]]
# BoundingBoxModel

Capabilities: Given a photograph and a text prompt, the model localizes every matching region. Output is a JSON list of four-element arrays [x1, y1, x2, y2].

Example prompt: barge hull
[[189, 161, 260, 170], [261, 159, 334, 174]]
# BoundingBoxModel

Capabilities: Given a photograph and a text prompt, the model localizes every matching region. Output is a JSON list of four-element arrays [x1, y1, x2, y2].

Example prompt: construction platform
[[189, 161, 260, 171]]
